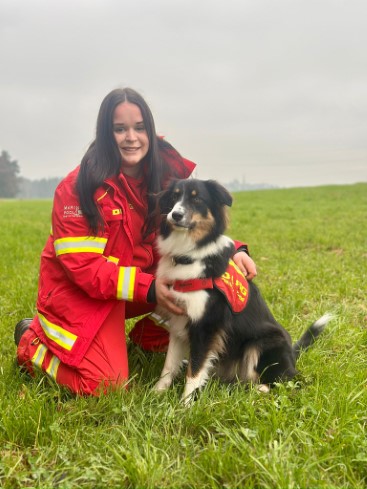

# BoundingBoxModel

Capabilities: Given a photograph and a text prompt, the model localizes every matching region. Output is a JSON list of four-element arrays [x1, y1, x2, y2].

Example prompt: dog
[[153, 178, 330, 404]]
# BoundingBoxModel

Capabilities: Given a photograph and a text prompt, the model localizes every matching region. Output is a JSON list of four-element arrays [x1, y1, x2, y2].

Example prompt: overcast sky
[[1, 0, 366, 188]]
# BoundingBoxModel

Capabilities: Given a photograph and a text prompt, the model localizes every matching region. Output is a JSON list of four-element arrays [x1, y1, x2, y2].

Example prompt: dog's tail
[[293, 313, 332, 359]]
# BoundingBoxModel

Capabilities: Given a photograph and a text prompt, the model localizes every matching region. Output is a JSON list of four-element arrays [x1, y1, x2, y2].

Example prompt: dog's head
[[158, 179, 233, 245]]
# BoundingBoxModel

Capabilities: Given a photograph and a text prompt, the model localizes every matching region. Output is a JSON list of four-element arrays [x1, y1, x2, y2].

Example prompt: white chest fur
[[156, 233, 234, 323], [156, 256, 209, 322]]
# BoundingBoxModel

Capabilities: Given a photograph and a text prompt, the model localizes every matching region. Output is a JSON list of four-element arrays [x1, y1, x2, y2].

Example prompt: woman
[[15, 88, 257, 396]]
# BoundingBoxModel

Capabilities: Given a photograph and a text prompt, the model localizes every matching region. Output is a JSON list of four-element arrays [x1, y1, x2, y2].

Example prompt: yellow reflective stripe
[[46, 355, 60, 380], [97, 191, 108, 201], [103, 255, 119, 264], [54, 236, 107, 256], [117, 267, 137, 301], [32, 344, 48, 369], [38, 313, 77, 351], [30, 343, 61, 380]]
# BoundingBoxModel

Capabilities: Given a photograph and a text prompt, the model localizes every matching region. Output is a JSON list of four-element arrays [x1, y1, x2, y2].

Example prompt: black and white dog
[[154, 178, 330, 404]]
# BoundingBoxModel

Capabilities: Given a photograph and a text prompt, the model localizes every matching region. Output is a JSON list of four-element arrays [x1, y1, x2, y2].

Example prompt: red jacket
[[32, 151, 196, 367]]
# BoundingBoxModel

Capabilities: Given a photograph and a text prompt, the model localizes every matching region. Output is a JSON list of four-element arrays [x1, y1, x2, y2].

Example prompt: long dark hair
[[76, 87, 178, 235]]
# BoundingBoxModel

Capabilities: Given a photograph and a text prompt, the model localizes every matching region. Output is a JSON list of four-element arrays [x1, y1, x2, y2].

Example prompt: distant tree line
[[0, 150, 20, 197], [1, 149, 278, 199], [18, 176, 62, 199], [224, 178, 277, 192], [0, 150, 62, 199]]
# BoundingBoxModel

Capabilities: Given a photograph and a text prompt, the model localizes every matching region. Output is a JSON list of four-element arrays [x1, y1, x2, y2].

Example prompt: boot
[[14, 318, 33, 346]]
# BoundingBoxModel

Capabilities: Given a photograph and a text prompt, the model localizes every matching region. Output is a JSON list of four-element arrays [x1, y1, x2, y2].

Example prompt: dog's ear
[[205, 180, 233, 207]]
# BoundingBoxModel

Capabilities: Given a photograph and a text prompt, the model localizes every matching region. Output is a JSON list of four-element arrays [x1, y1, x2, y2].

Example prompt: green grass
[[1, 184, 366, 488]]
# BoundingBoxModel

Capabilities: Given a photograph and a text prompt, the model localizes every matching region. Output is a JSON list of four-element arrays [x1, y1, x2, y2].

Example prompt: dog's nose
[[172, 211, 184, 222]]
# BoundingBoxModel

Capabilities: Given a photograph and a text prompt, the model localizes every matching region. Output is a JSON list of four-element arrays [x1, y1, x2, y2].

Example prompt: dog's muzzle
[[172, 211, 184, 223], [168, 209, 191, 229]]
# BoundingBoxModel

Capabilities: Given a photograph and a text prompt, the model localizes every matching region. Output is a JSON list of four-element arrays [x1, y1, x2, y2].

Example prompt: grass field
[[1, 183, 366, 488]]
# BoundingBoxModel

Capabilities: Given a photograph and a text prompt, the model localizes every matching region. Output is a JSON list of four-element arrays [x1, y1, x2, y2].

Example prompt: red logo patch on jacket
[[213, 260, 249, 313]]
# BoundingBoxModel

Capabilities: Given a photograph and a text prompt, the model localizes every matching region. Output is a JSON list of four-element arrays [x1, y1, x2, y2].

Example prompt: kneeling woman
[[15, 87, 257, 396]]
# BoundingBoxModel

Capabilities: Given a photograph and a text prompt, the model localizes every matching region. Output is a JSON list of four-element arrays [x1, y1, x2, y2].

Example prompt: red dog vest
[[173, 259, 249, 313]]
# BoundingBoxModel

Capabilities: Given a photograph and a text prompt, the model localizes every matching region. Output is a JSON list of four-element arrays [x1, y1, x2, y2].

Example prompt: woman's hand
[[155, 276, 185, 315], [233, 251, 257, 280]]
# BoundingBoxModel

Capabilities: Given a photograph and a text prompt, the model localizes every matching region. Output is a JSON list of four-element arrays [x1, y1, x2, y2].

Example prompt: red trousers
[[17, 302, 169, 396]]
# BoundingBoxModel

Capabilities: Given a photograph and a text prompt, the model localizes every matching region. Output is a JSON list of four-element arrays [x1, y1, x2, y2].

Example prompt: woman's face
[[113, 102, 149, 177]]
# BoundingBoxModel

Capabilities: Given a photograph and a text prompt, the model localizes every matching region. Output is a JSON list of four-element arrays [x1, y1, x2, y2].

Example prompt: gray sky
[[1, 0, 366, 188]]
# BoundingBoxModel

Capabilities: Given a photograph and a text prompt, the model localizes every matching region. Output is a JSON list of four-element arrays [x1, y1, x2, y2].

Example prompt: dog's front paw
[[181, 392, 195, 407], [153, 376, 172, 392], [181, 382, 200, 407], [256, 383, 270, 393]]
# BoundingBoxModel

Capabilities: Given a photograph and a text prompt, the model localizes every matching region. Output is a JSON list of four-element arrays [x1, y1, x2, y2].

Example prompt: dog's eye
[[190, 190, 202, 203], [192, 195, 201, 203]]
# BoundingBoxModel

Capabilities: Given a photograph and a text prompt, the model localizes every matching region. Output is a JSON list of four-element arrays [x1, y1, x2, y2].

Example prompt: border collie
[[154, 178, 330, 404]]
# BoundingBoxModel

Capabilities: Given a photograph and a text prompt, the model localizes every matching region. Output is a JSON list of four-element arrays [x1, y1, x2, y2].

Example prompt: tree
[[0, 150, 20, 198], [18, 176, 62, 198]]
